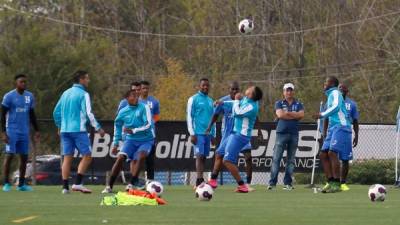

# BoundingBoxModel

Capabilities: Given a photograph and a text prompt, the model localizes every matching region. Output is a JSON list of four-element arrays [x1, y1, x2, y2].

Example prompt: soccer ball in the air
[[195, 183, 214, 201], [146, 181, 164, 196], [238, 19, 254, 34], [368, 184, 386, 202]]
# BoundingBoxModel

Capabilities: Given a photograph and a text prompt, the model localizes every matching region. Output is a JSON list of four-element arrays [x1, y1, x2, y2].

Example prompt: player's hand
[[98, 128, 106, 138], [1, 133, 9, 144], [190, 135, 197, 145], [234, 93, 243, 100], [213, 100, 223, 106], [353, 135, 358, 148], [111, 146, 119, 155], [34, 131, 40, 143], [123, 128, 133, 134], [312, 113, 321, 120]]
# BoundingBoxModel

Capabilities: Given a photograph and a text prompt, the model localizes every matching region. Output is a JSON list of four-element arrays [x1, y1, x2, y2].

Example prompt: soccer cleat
[[321, 182, 331, 193], [208, 179, 218, 189], [267, 185, 275, 190], [101, 186, 113, 194], [2, 183, 12, 192], [324, 182, 341, 193], [283, 185, 294, 191], [340, 183, 350, 191], [235, 184, 249, 193], [62, 189, 70, 194], [16, 185, 33, 192], [71, 184, 92, 194]]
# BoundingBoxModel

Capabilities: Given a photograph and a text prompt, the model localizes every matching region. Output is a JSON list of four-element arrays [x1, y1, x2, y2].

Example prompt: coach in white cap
[[267, 82, 304, 190]]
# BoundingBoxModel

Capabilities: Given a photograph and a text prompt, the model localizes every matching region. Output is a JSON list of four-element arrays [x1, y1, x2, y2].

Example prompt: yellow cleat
[[340, 183, 350, 191]]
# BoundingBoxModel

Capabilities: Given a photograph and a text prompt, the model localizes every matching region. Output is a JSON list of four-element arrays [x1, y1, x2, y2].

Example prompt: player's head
[[199, 78, 210, 94], [130, 81, 141, 96], [245, 86, 263, 101], [14, 74, 27, 91], [126, 89, 139, 105], [140, 80, 150, 97], [283, 82, 295, 100], [324, 76, 339, 91], [73, 70, 90, 88], [229, 81, 240, 99], [339, 83, 349, 98]]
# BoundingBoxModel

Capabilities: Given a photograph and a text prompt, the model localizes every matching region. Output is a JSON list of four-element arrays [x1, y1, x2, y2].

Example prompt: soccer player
[[206, 82, 254, 190], [338, 83, 359, 191], [117, 82, 142, 113], [222, 86, 262, 193], [313, 76, 351, 193], [139, 81, 160, 182], [53, 70, 105, 194], [1, 74, 40, 192], [106, 89, 155, 192], [187, 78, 216, 187], [268, 83, 304, 191]]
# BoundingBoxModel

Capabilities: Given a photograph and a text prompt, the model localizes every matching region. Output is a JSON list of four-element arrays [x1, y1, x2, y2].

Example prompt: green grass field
[[0, 185, 398, 225]]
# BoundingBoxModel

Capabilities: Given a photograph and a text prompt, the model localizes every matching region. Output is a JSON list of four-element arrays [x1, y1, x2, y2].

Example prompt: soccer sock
[[109, 175, 118, 189], [75, 173, 84, 185], [63, 179, 69, 190], [196, 178, 205, 186], [341, 179, 346, 184], [211, 173, 218, 180], [246, 175, 252, 184], [130, 176, 139, 186], [238, 180, 245, 186], [18, 177, 25, 187]]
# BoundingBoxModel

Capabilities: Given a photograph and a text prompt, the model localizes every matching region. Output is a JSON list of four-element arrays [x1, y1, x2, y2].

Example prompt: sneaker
[[71, 184, 92, 194], [101, 186, 113, 194], [340, 183, 350, 191], [267, 185, 275, 190], [235, 184, 249, 193], [208, 179, 218, 189], [328, 182, 342, 193], [321, 182, 331, 193], [62, 189, 70, 194], [248, 185, 256, 192], [2, 183, 12, 192], [16, 185, 33, 192], [283, 184, 294, 191]]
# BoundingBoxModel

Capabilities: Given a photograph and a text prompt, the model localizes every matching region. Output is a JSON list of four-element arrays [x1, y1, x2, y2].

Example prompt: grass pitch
[[0, 185, 398, 225]]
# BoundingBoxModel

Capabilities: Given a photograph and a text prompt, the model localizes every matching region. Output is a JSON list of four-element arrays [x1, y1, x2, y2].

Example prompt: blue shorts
[[223, 133, 251, 164], [119, 139, 154, 161], [321, 126, 352, 157], [193, 135, 212, 157], [61, 132, 91, 156], [5, 131, 29, 155], [216, 135, 252, 156]]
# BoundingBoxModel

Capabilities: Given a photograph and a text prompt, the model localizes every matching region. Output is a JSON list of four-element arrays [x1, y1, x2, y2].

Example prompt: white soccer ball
[[238, 19, 254, 34], [146, 181, 164, 196], [195, 183, 214, 201], [368, 184, 386, 202]]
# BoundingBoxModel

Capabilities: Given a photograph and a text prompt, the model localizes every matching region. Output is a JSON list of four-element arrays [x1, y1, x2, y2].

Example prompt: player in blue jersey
[[139, 81, 160, 182], [53, 71, 105, 194], [116, 82, 141, 113], [314, 76, 351, 193], [187, 78, 216, 187], [206, 82, 254, 190], [1, 74, 40, 192], [222, 86, 263, 193], [103, 89, 155, 192], [338, 84, 359, 191]]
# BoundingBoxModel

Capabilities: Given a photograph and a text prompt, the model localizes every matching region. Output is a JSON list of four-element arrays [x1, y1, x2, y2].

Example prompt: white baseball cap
[[283, 83, 295, 90]]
